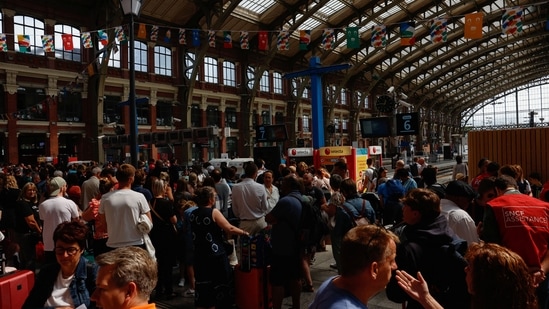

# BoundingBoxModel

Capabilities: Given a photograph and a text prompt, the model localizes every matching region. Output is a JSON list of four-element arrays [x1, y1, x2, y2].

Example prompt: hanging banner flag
[[192, 29, 200, 46], [81, 32, 93, 48], [150, 26, 159, 42], [464, 12, 483, 39], [258, 31, 268, 51], [400, 21, 416, 46], [0, 34, 7, 52], [430, 18, 447, 43], [277, 30, 289, 51], [62, 33, 73, 50], [346, 27, 359, 49], [299, 30, 311, 50], [208, 30, 216, 48], [42, 35, 54, 52], [322, 29, 334, 50], [371, 25, 387, 47], [223, 31, 232, 48], [115, 26, 127, 43], [98, 30, 109, 45], [17, 34, 31, 53], [501, 7, 523, 35], [87, 62, 98, 77], [240, 31, 249, 50], [178, 28, 186, 45], [164, 29, 171, 43], [138, 23, 147, 39]]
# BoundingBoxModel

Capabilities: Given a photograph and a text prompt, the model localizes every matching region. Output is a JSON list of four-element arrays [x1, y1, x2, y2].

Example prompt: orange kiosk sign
[[315, 146, 368, 182]]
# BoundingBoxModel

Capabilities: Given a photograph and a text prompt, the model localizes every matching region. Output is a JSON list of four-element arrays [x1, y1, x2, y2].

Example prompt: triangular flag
[[178, 28, 186, 45], [464, 12, 483, 39], [98, 30, 109, 46], [192, 30, 200, 46], [299, 30, 311, 50], [208, 30, 216, 48], [115, 26, 127, 43], [0, 34, 7, 52], [501, 7, 523, 35], [17, 34, 31, 53], [322, 29, 334, 50], [42, 35, 55, 52], [87, 62, 98, 77], [62, 33, 73, 51], [346, 27, 359, 49], [430, 18, 447, 43], [150, 26, 159, 42], [240, 31, 249, 50], [81, 32, 93, 48], [258, 31, 268, 51], [137, 23, 147, 39], [277, 30, 289, 51], [223, 31, 232, 48], [164, 29, 171, 43], [400, 22, 416, 46], [371, 25, 387, 48]]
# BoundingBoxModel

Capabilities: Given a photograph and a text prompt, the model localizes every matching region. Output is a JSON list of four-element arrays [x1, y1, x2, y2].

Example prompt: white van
[[208, 158, 232, 170], [227, 158, 254, 177]]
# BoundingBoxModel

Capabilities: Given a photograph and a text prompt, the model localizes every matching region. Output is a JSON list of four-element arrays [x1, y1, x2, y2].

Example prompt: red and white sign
[[368, 146, 383, 155], [288, 147, 314, 157]]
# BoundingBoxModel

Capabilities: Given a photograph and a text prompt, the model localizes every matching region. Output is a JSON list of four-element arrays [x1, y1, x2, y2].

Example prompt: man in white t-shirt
[[440, 180, 479, 245], [99, 164, 151, 249], [39, 176, 80, 263]]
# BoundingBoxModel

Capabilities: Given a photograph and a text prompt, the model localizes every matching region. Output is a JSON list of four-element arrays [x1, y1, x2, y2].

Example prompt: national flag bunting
[[299, 30, 310, 50], [164, 29, 171, 43], [0, 34, 7, 52], [115, 26, 127, 42], [192, 30, 200, 46], [258, 31, 268, 51], [137, 24, 147, 39], [208, 30, 216, 48], [400, 21, 416, 46], [346, 27, 359, 49], [81, 32, 93, 48], [277, 30, 290, 51], [17, 34, 31, 53], [430, 18, 447, 43], [87, 62, 98, 77], [62, 33, 73, 50], [150, 26, 159, 42], [501, 7, 523, 35], [321, 29, 334, 50], [42, 35, 54, 52], [178, 29, 186, 45], [371, 25, 387, 48], [464, 12, 483, 39], [240, 31, 249, 50], [223, 31, 232, 48], [98, 30, 109, 46]]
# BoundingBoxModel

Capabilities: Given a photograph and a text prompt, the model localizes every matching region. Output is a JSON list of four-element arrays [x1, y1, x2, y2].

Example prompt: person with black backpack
[[386, 188, 470, 309]]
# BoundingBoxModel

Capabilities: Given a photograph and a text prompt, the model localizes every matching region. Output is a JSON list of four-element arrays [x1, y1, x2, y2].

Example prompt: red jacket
[[488, 193, 549, 268]]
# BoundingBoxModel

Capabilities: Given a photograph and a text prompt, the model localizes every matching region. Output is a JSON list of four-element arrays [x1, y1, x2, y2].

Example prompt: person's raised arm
[[395, 270, 444, 309], [212, 208, 249, 236]]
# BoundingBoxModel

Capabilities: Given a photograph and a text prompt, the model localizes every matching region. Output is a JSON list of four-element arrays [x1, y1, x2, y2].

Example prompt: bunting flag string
[[0, 1, 546, 54]]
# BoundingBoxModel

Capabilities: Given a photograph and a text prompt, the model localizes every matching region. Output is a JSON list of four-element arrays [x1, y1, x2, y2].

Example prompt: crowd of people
[[1, 153, 549, 309]]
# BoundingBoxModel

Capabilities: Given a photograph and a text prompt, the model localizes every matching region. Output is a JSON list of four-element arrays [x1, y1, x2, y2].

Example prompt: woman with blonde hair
[[396, 242, 538, 309]]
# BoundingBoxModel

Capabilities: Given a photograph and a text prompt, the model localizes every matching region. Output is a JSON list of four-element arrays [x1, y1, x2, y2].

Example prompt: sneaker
[[183, 289, 195, 298], [178, 278, 185, 287]]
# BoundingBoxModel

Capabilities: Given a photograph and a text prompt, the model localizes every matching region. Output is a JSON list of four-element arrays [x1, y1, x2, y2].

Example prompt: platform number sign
[[255, 124, 288, 142], [396, 112, 419, 135]]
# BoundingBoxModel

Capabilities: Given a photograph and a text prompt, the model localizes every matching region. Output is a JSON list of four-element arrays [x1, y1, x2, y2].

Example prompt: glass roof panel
[[237, 0, 274, 15]]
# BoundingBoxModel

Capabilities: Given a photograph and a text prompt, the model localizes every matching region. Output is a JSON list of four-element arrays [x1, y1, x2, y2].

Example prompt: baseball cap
[[445, 180, 475, 199], [49, 177, 67, 197]]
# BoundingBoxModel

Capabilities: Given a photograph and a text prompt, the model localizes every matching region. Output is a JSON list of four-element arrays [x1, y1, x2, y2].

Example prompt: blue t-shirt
[[309, 276, 368, 309]]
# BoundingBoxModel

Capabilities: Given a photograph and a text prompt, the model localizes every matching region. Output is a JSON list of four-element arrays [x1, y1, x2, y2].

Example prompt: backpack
[[298, 194, 325, 252], [368, 167, 378, 182], [407, 238, 470, 309]]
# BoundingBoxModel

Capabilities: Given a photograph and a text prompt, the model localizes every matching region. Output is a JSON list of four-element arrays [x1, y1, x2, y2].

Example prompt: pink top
[[82, 198, 108, 239]]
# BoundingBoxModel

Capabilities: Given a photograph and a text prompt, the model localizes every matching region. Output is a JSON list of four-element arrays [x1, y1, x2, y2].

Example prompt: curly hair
[[465, 242, 537, 309], [53, 221, 89, 250]]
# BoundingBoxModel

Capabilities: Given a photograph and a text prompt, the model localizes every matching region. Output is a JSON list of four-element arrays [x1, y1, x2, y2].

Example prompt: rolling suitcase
[[0, 270, 35, 309], [234, 264, 272, 309]]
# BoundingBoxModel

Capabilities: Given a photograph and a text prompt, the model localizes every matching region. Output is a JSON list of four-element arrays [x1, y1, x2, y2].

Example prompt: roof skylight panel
[[237, 0, 274, 15]]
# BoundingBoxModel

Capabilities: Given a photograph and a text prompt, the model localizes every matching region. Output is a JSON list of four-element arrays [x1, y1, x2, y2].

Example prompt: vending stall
[[314, 146, 369, 183]]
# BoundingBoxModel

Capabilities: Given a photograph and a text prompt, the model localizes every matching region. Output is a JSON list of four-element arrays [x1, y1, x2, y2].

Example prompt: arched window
[[223, 61, 236, 87], [259, 71, 269, 92], [132, 41, 148, 72], [273, 71, 283, 94], [54, 24, 81, 61], [204, 57, 218, 83], [14, 15, 44, 55], [154, 45, 172, 76], [99, 37, 120, 68]]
